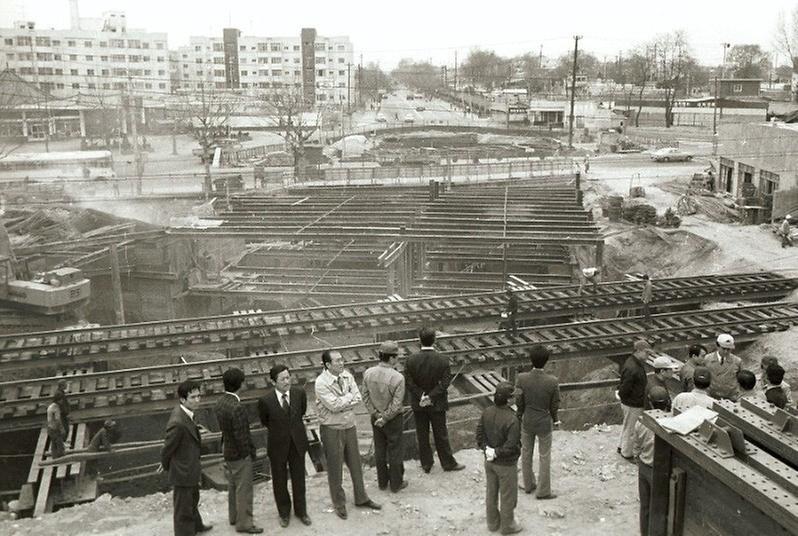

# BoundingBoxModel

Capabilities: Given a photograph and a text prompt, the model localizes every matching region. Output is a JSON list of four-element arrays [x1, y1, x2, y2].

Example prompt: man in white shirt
[[672, 367, 715, 414], [314, 350, 381, 520]]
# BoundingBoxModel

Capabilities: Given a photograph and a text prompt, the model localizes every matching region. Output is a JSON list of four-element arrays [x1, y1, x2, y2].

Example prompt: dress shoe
[[391, 480, 409, 492], [488, 526, 500, 533], [279, 516, 289, 528], [335, 507, 348, 520], [355, 499, 382, 510], [196, 524, 213, 533], [378, 483, 388, 491], [297, 514, 312, 526], [422, 465, 432, 473], [443, 463, 465, 472], [536, 494, 558, 500], [236, 527, 264, 534], [518, 483, 536, 494], [501, 524, 524, 534]]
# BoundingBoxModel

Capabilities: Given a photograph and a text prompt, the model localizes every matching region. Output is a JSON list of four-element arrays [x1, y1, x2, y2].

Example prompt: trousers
[[372, 415, 404, 491], [485, 459, 518, 533], [412, 410, 458, 470], [173, 485, 204, 536], [620, 404, 643, 458], [320, 425, 369, 509], [269, 440, 307, 518], [224, 457, 254, 530], [520, 430, 552, 497]]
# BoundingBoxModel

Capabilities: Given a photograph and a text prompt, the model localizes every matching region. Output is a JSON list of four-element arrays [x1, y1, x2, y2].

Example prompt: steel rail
[[1, 302, 797, 432]]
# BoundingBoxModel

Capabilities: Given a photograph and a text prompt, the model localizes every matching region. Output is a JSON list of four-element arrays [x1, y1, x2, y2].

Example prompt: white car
[[376, 112, 387, 123], [403, 113, 415, 123], [650, 147, 693, 162]]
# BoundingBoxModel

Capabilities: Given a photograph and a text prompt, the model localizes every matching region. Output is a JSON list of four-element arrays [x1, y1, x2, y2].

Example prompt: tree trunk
[[635, 84, 645, 127]]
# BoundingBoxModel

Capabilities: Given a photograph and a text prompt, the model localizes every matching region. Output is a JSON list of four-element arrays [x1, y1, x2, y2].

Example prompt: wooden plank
[[33, 457, 54, 517], [69, 423, 88, 476], [27, 426, 48, 484]]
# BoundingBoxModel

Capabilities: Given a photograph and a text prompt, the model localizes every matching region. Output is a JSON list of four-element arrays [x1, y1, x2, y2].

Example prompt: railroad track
[[2, 301, 798, 432], [0, 272, 794, 372]]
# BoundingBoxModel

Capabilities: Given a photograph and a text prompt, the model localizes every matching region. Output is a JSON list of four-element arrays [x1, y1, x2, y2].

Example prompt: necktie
[[337, 376, 344, 392], [281, 393, 290, 412]]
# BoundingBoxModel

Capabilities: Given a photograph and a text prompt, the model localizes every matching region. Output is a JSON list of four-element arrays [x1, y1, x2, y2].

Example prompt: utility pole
[[127, 76, 142, 195], [454, 50, 458, 91], [720, 42, 730, 79], [568, 35, 581, 149], [712, 75, 719, 154], [347, 63, 351, 113]]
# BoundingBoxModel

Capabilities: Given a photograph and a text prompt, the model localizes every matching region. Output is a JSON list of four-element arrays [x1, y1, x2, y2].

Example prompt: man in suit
[[160, 379, 213, 536], [258, 364, 312, 528], [515, 344, 560, 500], [214, 368, 263, 534], [404, 326, 465, 473]]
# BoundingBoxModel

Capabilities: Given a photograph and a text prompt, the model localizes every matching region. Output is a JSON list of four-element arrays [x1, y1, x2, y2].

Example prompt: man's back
[[214, 393, 253, 461], [405, 349, 450, 410], [671, 390, 714, 414], [516, 369, 559, 433]]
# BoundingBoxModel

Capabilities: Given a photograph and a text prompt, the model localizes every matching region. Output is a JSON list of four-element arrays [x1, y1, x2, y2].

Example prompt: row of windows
[[186, 69, 347, 78], [13, 66, 167, 77], [194, 42, 348, 53], [5, 36, 165, 49], [6, 52, 165, 63], [24, 80, 167, 90]]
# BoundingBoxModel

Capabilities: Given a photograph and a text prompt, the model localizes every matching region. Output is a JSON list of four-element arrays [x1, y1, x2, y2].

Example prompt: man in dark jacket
[[515, 344, 560, 499], [160, 380, 212, 536], [617, 340, 650, 460], [404, 326, 465, 473], [477, 382, 522, 535], [214, 368, 262, 534], [258, 364, 312, 528]]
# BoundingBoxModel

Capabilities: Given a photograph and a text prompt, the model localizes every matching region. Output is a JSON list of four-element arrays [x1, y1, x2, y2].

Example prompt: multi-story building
[[0, 10, 170, 98], [172, 27, 354, 107]]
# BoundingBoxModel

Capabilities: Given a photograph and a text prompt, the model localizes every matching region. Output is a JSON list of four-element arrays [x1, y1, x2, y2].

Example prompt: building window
[[87, 69, 95, 75], [36, 53, 53, 61], [84, 40, 93, 47], [733, 83, 743, 93], [316, 57, 326, 63], [271, 57, 281, 64], [338, 57, 345, 63], [240, 45, 246, 51], [113, 68, 127, 76], [213, 43, 223, 51], [156, 42, 164, 49], [339, 70, 345, 76], [88, 83, 96, 89], [270, 44, 281, 52], [38, 67, 53, 75], [158, 69, 165, 75], [85, 55, 94, 61], [214, 69, 225, 77], [113, 82, 125, 89], [293, 45, 300, 51], [55, 68, 63, 75], [128, 39, 141, 48], [72, 83, 80, 89], [16, 35, 32, 46], [157, 56, 165, 62], [100, 69, 107, 75], [70, 54, 77, 60], [111, 54, 126, 62], [102, 83, 110, 89], [196, 70, 203, 76], [100, 55, 108, 61], [195, 58, 202, 64], [145, 82, 152, 88], [35, 36, 51, 46], [110, 39, 125, 47], [99, 41, 107, 47], [317, 69, 324, 76], [272, 70, 282, 76], [67, 40, 76, 47], [143, 69, 150, 75], [159, 82, 166, 88], [4, 38, 12, 45], [241, 70, 248, 76], [70, 68, 78, 75], [52, 40, 60, 46]]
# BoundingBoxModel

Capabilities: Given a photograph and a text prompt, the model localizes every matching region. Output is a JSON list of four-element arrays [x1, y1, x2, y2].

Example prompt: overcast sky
[[2, 0, 797, 67]]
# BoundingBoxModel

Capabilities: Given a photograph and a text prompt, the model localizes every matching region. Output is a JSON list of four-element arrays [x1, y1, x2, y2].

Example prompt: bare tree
[[625, 49, 654, 127], [0, 69, 40, 160], [652, 31, 693, 128], [174, 84, 240, 196], [775, 8, 798, 102], [258, 89, 320, 181]]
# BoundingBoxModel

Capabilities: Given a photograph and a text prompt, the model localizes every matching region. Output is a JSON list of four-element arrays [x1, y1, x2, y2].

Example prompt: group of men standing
[[159, 325, 467, 535]]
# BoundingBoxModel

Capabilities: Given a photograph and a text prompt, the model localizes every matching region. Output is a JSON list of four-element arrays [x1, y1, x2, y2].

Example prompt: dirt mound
[[602, 225, 718, 280]]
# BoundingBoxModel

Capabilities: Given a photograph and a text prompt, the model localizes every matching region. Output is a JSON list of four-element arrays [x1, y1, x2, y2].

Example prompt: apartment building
[[172, 27, 354, 106], [0, 12, 170, 98]]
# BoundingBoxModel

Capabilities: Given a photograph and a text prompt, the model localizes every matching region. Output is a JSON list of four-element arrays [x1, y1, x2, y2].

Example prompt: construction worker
[[781, 215, 793, 248], [88, 420, 120, 452], [504, 288, 519, 337], [46, 391, 67, 459]]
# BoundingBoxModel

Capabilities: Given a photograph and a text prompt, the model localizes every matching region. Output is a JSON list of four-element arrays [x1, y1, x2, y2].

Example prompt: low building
[[718, 78, 761, 99], [716, 122, 798, 221]]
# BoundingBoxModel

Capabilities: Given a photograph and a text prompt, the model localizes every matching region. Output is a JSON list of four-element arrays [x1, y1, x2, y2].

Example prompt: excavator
[[0, 219, 90, 330]]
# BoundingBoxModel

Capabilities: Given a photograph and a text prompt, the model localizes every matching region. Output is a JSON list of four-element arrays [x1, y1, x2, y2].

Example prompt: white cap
[[716, 333, 735, 349], [652, 355, 678, 369], [786, 214, 792, 220]]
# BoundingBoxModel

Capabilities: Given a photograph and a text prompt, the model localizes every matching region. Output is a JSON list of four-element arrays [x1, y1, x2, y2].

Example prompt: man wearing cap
[[477, 382, 523, 535], [361, 341, 407, 493], [515, 344, 560, 499], [780, 214, 793, 248], [617, 340, 650, 460], [703, 334, 742, 401], [634, 386, 670, 536], [645, 356, 677, 412], [758, 356, 793, 406], [672, 367, 714, 414]]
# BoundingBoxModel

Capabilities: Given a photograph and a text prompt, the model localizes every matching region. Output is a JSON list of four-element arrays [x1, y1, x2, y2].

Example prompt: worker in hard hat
[[781, 214, 793, 248]]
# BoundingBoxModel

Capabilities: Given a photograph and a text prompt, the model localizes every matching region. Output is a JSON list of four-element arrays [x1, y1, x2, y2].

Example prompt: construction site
[[1, 100, 798, 535]]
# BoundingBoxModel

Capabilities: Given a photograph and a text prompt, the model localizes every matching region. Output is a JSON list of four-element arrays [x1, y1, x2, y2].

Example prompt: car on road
[[403, 113, 415, 123], [376, 112, 387, 123], [650, 147, 693, 162], [415, 105, 426, 112]]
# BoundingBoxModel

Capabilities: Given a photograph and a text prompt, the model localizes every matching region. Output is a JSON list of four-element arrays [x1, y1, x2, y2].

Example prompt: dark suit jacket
[[258, 386, 309, 461], [161, 405, 202, 487], [516, 368, 560, 434], [214, 392, 256, 461], [405, 348, 451, 412]]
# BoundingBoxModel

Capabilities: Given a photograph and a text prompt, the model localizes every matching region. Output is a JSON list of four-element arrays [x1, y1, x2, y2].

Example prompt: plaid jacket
[[214, 393, 255, 461]]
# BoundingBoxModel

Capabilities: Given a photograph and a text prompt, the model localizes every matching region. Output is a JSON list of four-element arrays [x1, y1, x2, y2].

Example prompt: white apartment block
[[0, 12, 170, 98], [172, 28, 354, 106]]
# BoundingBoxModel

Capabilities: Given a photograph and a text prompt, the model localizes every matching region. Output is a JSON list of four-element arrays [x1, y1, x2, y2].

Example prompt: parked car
[[376, 112, 387, 123], [415, 105, 426, 112], [403, 113, 416, 123], [650, 147, 693, 162]]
